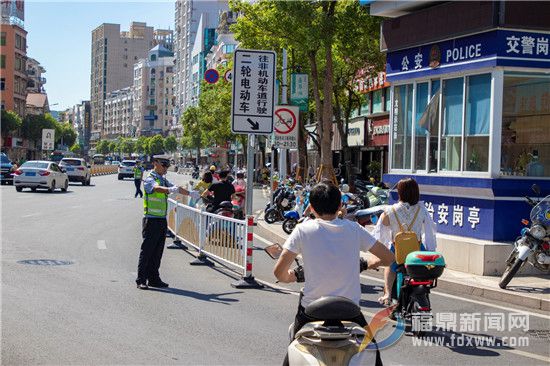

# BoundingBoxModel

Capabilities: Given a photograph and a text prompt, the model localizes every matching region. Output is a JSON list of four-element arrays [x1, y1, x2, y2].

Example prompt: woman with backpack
[[372, 178, 437, 306]]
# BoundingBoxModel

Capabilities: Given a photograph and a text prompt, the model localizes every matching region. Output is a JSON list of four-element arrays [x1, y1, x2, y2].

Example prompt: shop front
[[365, 115, 390, 181], [383, 29, 550, 274]]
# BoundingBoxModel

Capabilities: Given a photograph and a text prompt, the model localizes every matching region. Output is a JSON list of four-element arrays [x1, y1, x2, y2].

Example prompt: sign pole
[[279, 49, 288, 180], [246, 134, 255, 216]]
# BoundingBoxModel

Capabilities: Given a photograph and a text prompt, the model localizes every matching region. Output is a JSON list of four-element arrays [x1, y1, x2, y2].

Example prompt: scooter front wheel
[[282, 218, 298, 234]]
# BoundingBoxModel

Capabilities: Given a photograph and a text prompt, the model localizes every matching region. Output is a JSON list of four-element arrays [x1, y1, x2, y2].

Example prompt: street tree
[[1, 110, 22, 137], [135, 136, 149, 155], [70, 143, 82, 155], [21, 113, 58, 147], [96, 140, 110, 155], [231, 0, 382, 181], [164, 135, 178, 153], [180, 106, 204, 163], [148, 135, 165, 155], [58, 122, 77, 147], [120, 138, 135, 156]]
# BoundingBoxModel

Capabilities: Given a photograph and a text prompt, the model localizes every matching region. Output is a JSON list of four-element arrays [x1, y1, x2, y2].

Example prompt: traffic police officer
[[136, 155, 189, 290], [133, 161, 145, 198]]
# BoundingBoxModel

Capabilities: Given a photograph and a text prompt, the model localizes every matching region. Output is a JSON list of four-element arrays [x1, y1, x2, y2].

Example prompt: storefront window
[[385, 88, 390, 112], [501, 73, 550, 177], [415, 82, 429, 171], [440, 77, 463, 171], [465, 74, 490, 172], [428, 80, 440, 172], [373, 90, 383, 114], [392, 84, 413, 170], [360, 94, 370, 116]]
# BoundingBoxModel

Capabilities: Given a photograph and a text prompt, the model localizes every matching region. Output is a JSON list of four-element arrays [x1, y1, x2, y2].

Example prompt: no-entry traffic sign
[[274, 106, 299, 149], [204, 69, 219, 84], [231, 49, 276, 135]]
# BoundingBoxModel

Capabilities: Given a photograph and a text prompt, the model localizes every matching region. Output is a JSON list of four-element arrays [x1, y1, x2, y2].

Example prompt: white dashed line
[[21, 213, 40, 218], [97, 240, 107, 250]]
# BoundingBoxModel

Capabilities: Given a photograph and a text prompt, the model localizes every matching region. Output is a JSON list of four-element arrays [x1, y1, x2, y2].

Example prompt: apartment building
[[103, 87, 133, 139], [26, 57, 46, 93], [205, 11, 238, 71]]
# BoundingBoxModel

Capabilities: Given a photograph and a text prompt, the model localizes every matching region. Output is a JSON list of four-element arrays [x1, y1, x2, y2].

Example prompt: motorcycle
[[354, 205, 388, 227], [264, 243, 381, 366], [391, 245, 446, 337], [499, 184, 550, 289], [282, 187, 310, 234], [265, 186, 295, 224]]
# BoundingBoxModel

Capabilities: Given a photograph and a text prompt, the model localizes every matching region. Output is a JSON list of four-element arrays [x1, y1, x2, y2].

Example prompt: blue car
[[0, 153, 14, 185]]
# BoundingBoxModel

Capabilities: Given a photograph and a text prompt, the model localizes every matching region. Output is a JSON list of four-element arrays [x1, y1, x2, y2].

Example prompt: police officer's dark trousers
[[136, 217, 167, 284], [134, 179, 143, 197]]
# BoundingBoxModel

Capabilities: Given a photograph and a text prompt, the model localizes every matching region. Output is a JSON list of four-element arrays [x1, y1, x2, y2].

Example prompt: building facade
[[103, 87, 133, 139], [0, 4, 26, 117], [370, 0, 550, 274], [205, 11, 238, 71], [173, 0, 228, 118], [133, 46, 175, 137], [72, 101, 91, 152], [90, 22, 155, 143], [189, 15, 217, 106], [26, 57, 46, 93]]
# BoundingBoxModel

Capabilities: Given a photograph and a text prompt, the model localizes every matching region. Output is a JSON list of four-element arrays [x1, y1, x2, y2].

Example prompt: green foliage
[[120, 138, 136, 155], [22, 113, 58, 142], [135, 136, 149, 154], [58, 122, 77, 147], [164, 135, 178, 153], [180, 106, 203, 150], [1, 110, 22, 136], [70, 143, 82, 154], [148, 135, 165, 155], [96, 140, 110, 155], [108, 141, 117, 154]]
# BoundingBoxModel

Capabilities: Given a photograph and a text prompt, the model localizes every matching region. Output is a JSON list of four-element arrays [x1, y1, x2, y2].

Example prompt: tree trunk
[[308, 50, 323, 176], [297, 112, 308, 183], [319, 1, 336, 182]]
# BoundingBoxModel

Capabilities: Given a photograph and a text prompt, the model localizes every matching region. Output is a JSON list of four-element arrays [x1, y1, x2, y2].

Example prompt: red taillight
[[522, 219, 530, 226], [77, 167, 85, 171], [14, 169, 22, 176], [39, 170, 50, 176], [415, 254, 441, 262], [409, 280, 433, 286], [417, 307, 431, 311], [542, 242, 550, 251]]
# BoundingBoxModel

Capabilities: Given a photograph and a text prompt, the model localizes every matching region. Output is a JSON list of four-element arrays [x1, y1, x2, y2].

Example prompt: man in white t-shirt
[[274, 182, 394, 335]]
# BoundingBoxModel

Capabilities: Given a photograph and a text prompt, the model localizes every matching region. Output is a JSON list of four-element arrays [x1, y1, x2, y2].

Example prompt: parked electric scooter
[[264, 244, 382, 366], [499, 184, 550, 289], [265, 186, 295, 224]]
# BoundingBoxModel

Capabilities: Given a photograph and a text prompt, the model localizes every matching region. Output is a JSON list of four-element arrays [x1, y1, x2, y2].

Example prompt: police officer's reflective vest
[[143, 174, 167, 217], [134, 166, 143, 180]]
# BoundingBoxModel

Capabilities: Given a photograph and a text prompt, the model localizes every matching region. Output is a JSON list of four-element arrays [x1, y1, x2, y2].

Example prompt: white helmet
[[341, 184, 350, 193]]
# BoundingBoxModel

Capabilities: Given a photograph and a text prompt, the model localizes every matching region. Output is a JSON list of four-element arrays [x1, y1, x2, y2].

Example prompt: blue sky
[[25, 1, 175, 110]]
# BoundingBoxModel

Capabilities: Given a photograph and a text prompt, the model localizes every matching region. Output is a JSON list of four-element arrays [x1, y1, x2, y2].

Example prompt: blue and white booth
[[384, 29, 550, 274]]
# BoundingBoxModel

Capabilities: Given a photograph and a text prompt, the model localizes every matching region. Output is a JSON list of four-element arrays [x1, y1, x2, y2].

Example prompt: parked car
[[0, 153, 15, 185], [118, 160, 137, 180], [13, 160, 69, 192], [59, 158, 91, 185], [111, 161, 121, 167]]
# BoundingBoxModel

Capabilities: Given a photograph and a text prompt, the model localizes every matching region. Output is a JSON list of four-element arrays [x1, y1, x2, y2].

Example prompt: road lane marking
[[97, 240, 106, 250], [253, 232, 550, 320], [21, 213, 40, 218], [69, 205, 82, 209]]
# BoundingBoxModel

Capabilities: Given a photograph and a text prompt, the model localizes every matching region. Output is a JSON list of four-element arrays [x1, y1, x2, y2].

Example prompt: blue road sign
[[204, 69, 220, 84]]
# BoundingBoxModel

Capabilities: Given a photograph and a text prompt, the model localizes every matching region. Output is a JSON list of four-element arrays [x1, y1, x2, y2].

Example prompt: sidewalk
[[254, 215, 550, 312]]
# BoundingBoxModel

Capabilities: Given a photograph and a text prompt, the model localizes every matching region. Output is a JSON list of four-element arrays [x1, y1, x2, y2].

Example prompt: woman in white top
[[372, 178, 437, 305]]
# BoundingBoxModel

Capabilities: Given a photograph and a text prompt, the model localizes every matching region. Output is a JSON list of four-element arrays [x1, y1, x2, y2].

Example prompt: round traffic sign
[[204, 69, 219, 84], [274, 107, 297, 134], [224, 70, 233, 82]]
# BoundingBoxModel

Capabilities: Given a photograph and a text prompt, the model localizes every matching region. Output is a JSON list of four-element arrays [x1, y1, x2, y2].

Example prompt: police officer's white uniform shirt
[[283, 218, 377, 307]]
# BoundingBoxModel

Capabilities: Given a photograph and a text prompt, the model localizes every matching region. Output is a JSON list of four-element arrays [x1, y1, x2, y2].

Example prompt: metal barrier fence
[[167, 198, 262, 288]]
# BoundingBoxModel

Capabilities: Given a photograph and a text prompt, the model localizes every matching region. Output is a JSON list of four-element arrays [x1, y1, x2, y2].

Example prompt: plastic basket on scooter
[[405, 251, 446, 280]]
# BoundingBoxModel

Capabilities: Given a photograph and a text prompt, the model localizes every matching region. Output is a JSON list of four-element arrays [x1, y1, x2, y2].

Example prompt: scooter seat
[[304, 296, 361, 321]]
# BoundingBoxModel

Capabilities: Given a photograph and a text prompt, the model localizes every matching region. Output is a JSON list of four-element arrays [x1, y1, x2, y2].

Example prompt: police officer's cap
[[153, 154, 171, 162]]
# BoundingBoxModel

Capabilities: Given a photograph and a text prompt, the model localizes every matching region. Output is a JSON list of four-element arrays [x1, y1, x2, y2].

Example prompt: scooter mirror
[[532, 184, 541, 196], [264, 243, 283, 260]]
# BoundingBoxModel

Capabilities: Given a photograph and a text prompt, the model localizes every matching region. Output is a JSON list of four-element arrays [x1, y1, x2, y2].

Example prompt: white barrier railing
[[167, 198, 262, 288]]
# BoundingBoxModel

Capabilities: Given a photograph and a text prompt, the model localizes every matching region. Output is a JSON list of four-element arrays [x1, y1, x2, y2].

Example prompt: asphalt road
[[2, 172, 549, 365]]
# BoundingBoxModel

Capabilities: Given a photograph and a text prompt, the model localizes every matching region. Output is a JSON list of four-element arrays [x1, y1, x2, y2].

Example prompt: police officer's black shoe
[[148, 279, 169, 288], [137, 283, 148, 290]]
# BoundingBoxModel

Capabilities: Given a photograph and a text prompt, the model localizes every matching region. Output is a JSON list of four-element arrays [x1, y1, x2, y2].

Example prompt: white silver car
[[118, 160, 137, 180], [59, 158, 91, 185], [14, 161, 69, 193]]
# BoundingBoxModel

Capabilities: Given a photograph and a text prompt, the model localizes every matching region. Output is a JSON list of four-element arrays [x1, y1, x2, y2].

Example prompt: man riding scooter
[[273, 182, 394, 365]]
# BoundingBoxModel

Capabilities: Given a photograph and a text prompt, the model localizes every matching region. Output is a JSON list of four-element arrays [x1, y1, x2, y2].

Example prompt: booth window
[[465, 74, 490, 172], [414, 82, 429, 171], [392, 84, 413, 170], [440, 77, 463, 171], [501, 73, 550, 177]]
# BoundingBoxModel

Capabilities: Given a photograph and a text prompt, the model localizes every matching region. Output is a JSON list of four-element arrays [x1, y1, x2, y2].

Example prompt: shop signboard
[[347, 119, 365, 147], [367, 117, 390, 147], [290, 73, 308, 112], [387, 29, 550, 82]]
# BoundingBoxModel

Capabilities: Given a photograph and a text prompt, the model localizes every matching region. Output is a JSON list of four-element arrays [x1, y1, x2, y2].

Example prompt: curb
[[255, 220, 549, 311]]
